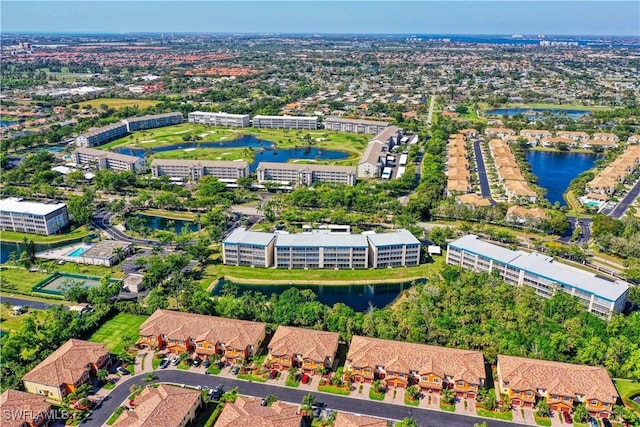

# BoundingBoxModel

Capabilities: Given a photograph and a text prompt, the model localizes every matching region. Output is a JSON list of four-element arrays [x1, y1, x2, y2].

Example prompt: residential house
[[112, 384, 201, 427], [592, 133, 619, 143], [556, 131, 589, 142], [485, 127, 515, 139], [505, 206, 547, 225], [137, 309, 266, 363], [0, 390, 53, 427], [22, 339, 111, 400], [215, 396, 300, 427], [333, 412, 389, 427], [267, 326, 340, 374], [344, 336, 486, 398], [497, 355, 619, 419], [626, 134, 640, 145], [519, 129, 552, 142], [457, 194, 492, 208]]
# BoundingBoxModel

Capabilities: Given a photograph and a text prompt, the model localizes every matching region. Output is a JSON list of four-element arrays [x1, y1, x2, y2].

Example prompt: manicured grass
[[405, 395, 420, 407], [534, 414, 552, 426], [177, 363, 191, 370], [0, 267, 52, 294], [0, 226, 91, 243], [152, 356, 161, 370], [102, 382, 116, 390], [209, 255, 445, 284], [438, 400, 454, 411], [105, 406, 126, 425], [88, 313, 147, 354], [73, 98, 160, 110], [0, 305, 44, 333], [237, 373, 268, 382], [43, 261, 125, 279], [573, 423, 589, 427], [476, 408, 514, 421], [318, 384, 351, 395], [614, 378, 640, 411], [207, 366, 222, 375], [369, 388, 386, 401], [140, 209, 197, 221], [285, 372, 301, 388]]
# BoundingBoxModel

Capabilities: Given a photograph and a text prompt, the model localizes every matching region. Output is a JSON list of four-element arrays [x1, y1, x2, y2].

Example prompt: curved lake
[[127, 214, 198, 233], [525, 150, 600, 205], [113, 135, 350, 172], [212, 279, 426, 312], [485, 108, 590, 120]]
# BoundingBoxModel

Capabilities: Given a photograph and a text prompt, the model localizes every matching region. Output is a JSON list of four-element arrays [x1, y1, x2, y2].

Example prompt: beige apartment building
[[187, 111, 250, 127], [75, 122, 129, 147], [0, 198, 69, 235], [150, 159, 249, 182], [252, 115, 318, 129], [256, 162, 356, 186], [72, 147, 145, 173], [222, 228, 277, 267], [324, 116, 391, 134]]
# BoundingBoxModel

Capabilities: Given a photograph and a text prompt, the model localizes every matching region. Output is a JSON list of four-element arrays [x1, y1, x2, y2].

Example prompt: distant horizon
[[2, 1, 639, 36]]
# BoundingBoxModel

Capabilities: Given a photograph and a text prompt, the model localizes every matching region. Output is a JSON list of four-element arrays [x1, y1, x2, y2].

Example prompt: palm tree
[[8, 251, 19, 266], [112, 247, 125, 271], [441, 388, 455, 404]]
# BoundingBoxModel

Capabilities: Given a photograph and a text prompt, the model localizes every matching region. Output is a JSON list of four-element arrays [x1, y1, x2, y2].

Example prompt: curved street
[[84, 370, 528, 427], [92, 209, 159, 246]]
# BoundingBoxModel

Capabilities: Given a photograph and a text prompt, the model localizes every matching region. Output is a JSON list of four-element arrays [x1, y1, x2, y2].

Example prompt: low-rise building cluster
[[488, 139, 538, 203], [446, 132, 471, 194], [586, 145, 640, 196], [72, 147, 145, 173]]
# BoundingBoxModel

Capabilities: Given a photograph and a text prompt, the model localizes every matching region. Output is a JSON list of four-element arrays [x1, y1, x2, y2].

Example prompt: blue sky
[[2, 1, 639, 36]]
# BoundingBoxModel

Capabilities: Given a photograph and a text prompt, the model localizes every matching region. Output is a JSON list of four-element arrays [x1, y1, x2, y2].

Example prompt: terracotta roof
[[0, 390, 52, 427], [498, 355, 619, 403], [215, 396, 300, 427], [346, 336, 485, 384], [139, 309, 265, 350], [22, 339, 108, 387], [507, 206, 547, 220], [334, 412, 389, 427], [457, 194, 492, 207], [268, 326, 339, 362], [112, 384, 201, 427]]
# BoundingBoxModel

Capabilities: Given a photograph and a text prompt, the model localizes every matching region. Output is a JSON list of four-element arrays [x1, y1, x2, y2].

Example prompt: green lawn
[[438, 400, 454, 411], [0, 305, 45, 333], [88, 313, 147, 354], [140, 209, 197, 221], [405, 395, 420, 407], [237, 373, 268, 382], [476, 408, 514, 421], [285, 372, 301, 388], [614, 378, 640, 411], [534, 414, 552, 426], [207, 365, 222, 375], [318, 384, 351, 395], [73, 98, 160, 110], [0, 226, 91, 243], [369, 388, 386, 401], [0, 267, 52, 294], [177, 363, 191, 370]]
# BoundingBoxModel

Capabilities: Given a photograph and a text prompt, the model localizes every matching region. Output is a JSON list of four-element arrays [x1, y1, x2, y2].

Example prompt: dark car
[[159, 358, 170, 369], [261, 398, 268, 406], [209, 385, 224, 400], [116, 366, 129, 375], [192, 358, 201, 367], [270, 369, 279, 379], [602, 419, 612, 427], [563, 411, 572, 424], [203, 359, 211, 368], [301, 374, 310, 384], [230, 365, 240, 375]]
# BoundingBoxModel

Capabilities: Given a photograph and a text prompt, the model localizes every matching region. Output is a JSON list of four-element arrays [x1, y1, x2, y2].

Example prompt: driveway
[[472, 139, 495, 203], [608, 180, 640, 218], [83, 371, 529, 427]]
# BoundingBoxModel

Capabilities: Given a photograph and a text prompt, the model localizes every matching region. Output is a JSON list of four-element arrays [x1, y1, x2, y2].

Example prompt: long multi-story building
[[252, 115, 318, 130], [446, 234, 629, 319], [75, 122, 129, 148], [222, 228, 277, 267], [222, 227, 421, 269], [122, 112, 183, 132], [345, 335, 486, 398], [275, 231, 370, 269], [150, 159, 249, 182], [0, 198, 69, 235], [357, 126, 403, 178], [323, 117, 391, 135], [497, 355, 619, 419], [72, 147, 146, 173], [256, 162, 356, 186], [187, 111, 250, 127], [367, 229, 421, 268]]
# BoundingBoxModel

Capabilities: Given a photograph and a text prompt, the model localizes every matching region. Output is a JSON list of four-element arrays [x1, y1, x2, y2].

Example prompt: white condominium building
[[75, 122, 128, 148], [0, 198, 69, 235], [252, 115, 318, 130], [256, 162, 356, 186], [275, 232, 369, 269], [72, 147, 146, 173], [446, 234, 629, 319], [367, 229, 421, 268], [150, 159, 249, 182], [222, 228, 277, 267], [357, 126, 403, 178], [188, 111, 251, 127], [122, 112, 183, 132], [324, 117, 391, 135]]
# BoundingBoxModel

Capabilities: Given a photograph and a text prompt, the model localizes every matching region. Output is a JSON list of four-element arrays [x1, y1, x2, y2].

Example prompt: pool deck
[[36, 243, 93, 264]]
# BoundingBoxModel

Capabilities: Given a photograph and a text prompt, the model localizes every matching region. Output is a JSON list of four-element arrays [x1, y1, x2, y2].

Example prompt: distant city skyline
[[2, 1, 639, 36]]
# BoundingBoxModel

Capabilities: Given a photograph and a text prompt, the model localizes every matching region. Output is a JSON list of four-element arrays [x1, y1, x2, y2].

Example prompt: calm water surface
[[485, 108, 590, 120]]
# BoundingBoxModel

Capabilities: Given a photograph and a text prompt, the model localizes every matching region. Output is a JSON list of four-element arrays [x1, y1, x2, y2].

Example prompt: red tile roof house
[[266, 326, 340, 375], [215, 396, 301, 427], [0, 390, 53, 427], [22, 339, 111, 401], [497, 355, 619, 419]]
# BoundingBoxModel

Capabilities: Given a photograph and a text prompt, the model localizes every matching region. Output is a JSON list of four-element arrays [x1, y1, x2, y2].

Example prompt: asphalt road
[[84, 371, 528, 427], [92, 210, 159, 246], [472, 139, 494, 202], [0, 295, 65, 310], [609, 179, 640, 218], [558, 217, 591, 244]]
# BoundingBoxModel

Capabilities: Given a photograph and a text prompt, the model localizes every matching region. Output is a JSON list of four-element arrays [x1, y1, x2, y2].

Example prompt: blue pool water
[[68, 247, 89, 257]]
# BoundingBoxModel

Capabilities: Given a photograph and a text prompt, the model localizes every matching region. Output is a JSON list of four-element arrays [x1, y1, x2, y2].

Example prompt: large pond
[[484, 108, 590, 120], [127, 214, 199, 233], [525, 150, 600, 205], [113, 135, 350, 172], [211, 279, 426, 312], [0, 238, 88, 264]]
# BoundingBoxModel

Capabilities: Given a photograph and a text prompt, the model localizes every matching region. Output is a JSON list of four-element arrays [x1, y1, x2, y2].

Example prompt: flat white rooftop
[[0, 198, 67, 216]]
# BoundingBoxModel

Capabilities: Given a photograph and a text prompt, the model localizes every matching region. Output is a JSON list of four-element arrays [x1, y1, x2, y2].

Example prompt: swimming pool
[[68, 247, 89, 257], [585, 201, 601, 208]]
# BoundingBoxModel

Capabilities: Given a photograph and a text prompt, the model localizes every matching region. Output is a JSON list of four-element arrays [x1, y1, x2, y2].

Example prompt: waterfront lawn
[[614, 378, 640, 411], [212, 255, 445, 284], [73, 98, 160, 111], [0, 226, 91, 243], [88, 313, 147, 354]]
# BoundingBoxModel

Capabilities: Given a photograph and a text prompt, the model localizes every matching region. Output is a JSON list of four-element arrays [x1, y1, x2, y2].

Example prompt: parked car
[[159, 358, 170, 369], [230, 365, 240, 375], [192, 358, 201, 367], [171, 356, 180, 366], [116, 366, 129, 375], [270, 369, 279, 379], [563, 412, 572, 424], [589, 418, 599, 427], [602, 419, 612, 427], [301, 374, 310, 384], [203, 359, 211, 368], [210, 385, 224, 400], [261, 398, 268, 406]]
